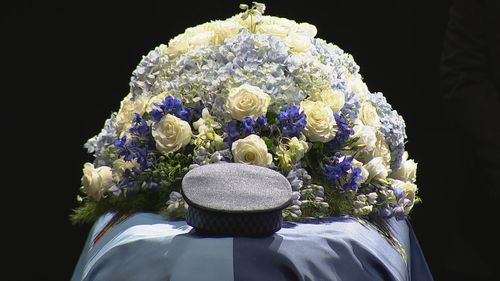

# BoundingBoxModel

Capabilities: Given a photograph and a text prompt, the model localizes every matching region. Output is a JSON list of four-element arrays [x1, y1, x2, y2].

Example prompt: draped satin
[[72, 213, 432, 281]]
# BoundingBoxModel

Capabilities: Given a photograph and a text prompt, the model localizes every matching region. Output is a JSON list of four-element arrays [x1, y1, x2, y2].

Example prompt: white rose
[[286, 33, 312, 53], [262, 16, 298, 34], [188, 30, 215, 47], [231, 134, 273, 167], [226, 84, 271, 120], [347, 75, 369, 102], [208, 20, 242, 44], [360, 101, 381, 129], [152, 114, 192, 154], [297, 22, 317, 37], [288, 136, 310, 161], [116, 93, 149, 134], [300, 100, 337, 143], [184, 23, 210, 36], [81, 163, 113, 201], [165, 24, 216, 56], [391, 151, 418, 182], [364, 157, 389, 182], [257, 23, 290, 38], [353, 124, 377, 151], [372, 131, 391, 165], [309, 87, 345, 112], [165, 34, 190, 56]]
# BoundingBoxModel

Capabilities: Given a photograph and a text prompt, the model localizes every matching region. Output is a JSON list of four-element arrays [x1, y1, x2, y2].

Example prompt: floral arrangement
[[72, 3, 419, 224]]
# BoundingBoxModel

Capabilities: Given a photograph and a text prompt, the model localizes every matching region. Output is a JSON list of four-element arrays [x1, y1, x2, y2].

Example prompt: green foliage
[[70, 181, 178, 224], [325, 188, 355, 216]]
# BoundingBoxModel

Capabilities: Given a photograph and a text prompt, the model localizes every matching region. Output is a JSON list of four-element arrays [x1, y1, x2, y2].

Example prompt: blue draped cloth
[[72, 213, 433, 281]]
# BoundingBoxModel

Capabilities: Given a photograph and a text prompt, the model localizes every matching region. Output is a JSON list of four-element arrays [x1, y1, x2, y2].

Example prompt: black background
[[3, 1, 461, 280]]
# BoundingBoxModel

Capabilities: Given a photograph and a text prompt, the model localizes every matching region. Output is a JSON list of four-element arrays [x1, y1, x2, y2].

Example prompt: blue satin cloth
[[72, 213, 433, 281]]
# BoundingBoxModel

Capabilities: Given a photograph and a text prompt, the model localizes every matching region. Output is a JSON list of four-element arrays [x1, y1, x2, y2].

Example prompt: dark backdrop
[[4, 1, 454, 280]]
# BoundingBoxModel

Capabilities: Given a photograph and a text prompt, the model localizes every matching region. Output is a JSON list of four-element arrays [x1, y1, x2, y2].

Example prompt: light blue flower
[[365, 92, 407, 170]]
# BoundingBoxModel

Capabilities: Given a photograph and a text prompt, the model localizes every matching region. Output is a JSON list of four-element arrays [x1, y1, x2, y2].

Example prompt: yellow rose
[[152, 114, 192, 154], [81, 163, 113, 201], [116, 93, 149, 135], [360, 101, 381, 129], [300, 100, 337, 143], [231, 134, 273, 167], [226, 84, 271, 120], [391, 151, 418, 183], [309, 87, 345, 112]]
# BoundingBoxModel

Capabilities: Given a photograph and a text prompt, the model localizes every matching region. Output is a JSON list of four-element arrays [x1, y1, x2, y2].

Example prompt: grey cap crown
[[182, 163, 292, 212]]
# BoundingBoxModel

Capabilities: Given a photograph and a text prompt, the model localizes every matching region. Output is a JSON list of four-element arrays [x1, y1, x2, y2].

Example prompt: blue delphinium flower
[[342, 167, 363, 191], [242, 115, 269, 135], [129, 114, 152, 140], [114, 137, 151, 170], [323, 153, 353, 185], [241, 117, 256, 134], [256, 115, 268, 128], [222, 121, 241, 144], [278, 105, 306, 137], [222, 116, 269, 144], [149, 96, 192, 123], [326, 112, 353, 150], [114, 115, 155, 170]]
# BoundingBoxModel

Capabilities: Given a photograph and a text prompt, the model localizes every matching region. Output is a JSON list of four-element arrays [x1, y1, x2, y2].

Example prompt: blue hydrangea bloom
[[365, 92, 407, 170]]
